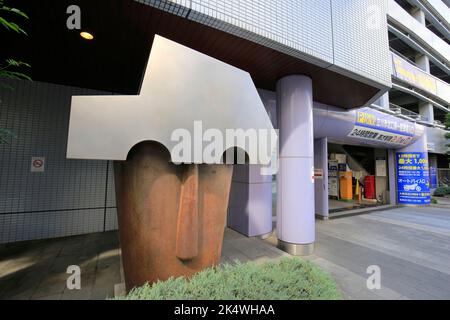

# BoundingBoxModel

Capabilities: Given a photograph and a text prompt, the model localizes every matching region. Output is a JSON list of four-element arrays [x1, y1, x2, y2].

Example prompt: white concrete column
[[380, 92, 390, 110], [411, 7, 426, 25], [415, 53, 434, 123], [419, 101, 435, 123], [415, 54, 431, 73], [411, 8, 435, 124], [374, 92, 390, 110], [276, 75, 315, 255]]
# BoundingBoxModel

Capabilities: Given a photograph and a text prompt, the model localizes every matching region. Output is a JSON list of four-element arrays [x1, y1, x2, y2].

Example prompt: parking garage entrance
[[327, 143, 393, 214]]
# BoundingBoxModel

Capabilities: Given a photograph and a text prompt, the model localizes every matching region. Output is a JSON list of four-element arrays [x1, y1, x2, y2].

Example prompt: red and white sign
[[314, 169, 324, 180], [31, 157, 45, 172]]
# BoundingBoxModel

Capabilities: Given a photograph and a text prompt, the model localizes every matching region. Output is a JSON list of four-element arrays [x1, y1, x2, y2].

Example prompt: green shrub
[[434, 187, 450, 197], [121, 257, 342, 300]]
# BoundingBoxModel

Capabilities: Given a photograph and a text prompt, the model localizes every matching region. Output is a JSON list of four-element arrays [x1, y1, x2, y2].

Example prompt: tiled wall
[[331, 0, 392, 87], [0, 80, 117, 243], [135, 0, 392, 89]]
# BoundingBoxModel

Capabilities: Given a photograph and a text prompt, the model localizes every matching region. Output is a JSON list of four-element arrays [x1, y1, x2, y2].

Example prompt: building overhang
[[3, 0, 389, 108]]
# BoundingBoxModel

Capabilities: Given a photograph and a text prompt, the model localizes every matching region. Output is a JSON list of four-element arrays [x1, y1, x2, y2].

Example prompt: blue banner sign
[[396, 152, 430, 205], [430, 167, 438, 189]]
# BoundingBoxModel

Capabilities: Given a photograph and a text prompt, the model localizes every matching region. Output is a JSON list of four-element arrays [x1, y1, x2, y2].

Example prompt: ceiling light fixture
[[80, 31, 94, 40]]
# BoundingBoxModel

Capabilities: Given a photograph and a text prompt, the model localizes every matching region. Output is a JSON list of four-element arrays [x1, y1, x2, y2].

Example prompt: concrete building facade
[[0, 0, 449, 255]]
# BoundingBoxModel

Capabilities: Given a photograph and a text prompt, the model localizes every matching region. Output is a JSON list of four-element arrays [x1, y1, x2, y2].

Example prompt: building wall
[[136, 0, 392, 90], [0, 78, 447, 243], [0, 80, 117, 243], [330, 0, 392, 87]]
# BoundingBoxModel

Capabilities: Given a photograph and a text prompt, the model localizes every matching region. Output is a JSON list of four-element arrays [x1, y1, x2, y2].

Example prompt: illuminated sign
[[348, 111, 415, 146], [396, 152, 430, 205]]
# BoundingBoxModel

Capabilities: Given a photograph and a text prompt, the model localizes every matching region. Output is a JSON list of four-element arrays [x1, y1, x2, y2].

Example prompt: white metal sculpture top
[[67, 35, 276, 165]]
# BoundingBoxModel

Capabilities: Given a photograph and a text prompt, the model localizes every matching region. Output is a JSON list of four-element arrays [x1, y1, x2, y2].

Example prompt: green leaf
[[0, 16, 12, 30], [0, 70, 32, 81], [6, 59, 30, 68], [9, 7, 29, 19], [0, 14, 27, 35]]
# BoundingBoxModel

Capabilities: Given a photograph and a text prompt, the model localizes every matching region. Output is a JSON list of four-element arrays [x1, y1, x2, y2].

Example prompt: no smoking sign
[[31, 157, 45, 172]]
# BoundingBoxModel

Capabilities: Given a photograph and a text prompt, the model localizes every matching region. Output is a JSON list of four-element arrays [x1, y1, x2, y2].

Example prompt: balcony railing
[[389, 103, 427, 122], [385, 103, 447, 128]]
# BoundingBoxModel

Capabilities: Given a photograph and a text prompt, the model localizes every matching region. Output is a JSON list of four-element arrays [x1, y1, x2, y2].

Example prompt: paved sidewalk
[[0, 231, 121, 300], [308, 206, 450, 300], [1, 206, 449, 300], [432, 197, 450, 209], [0, 229, 287, 300]]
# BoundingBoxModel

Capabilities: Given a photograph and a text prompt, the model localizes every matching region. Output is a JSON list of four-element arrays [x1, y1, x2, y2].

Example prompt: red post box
[[364, 175, 376, 200]]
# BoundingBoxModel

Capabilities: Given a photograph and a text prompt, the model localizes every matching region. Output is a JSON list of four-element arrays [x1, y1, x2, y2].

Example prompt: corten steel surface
[[114, 143, 233, 291]]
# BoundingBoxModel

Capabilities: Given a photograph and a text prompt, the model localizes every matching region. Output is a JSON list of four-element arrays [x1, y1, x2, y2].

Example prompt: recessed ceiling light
[[80, 31, 94, 40]]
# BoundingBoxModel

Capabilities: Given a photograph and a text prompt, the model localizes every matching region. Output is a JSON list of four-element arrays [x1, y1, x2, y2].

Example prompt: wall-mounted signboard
[[328, 160, 339, 198], [376, 157, 387, 177], [348, 111, 415, 146], [396, 152, 430, 205], [430, 167, 438, 189], [392, 52, 450, 105], [392, 53, 437, 95]]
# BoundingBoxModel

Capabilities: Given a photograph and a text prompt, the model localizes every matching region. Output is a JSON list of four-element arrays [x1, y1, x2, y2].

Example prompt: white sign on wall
[[31, 157, 45, 172], [314, 169, 324, 180], [376, 158, 386, 177]]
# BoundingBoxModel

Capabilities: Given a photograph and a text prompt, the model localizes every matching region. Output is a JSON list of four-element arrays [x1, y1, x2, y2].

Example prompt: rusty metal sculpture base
[[114, 142, 233, 291]]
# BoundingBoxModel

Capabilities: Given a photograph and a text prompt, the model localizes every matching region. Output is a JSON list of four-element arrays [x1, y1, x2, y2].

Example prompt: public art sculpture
[[66, 35, 276, 291]]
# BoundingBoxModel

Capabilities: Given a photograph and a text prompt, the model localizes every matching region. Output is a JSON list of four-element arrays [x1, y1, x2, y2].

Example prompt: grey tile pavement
[[0, 228, 287, 300], [306, 206, 450, 300], [1, 205, 449, 300]]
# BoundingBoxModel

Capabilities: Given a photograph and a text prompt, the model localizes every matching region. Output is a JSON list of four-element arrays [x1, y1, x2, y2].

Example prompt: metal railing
[[389, 103, 428, 122], [370, 102, 448, 129], [390, 48, 419, 68]]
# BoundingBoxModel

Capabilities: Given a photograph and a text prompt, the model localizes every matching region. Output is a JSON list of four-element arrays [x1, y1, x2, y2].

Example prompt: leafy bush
[[433, 187, 450, 197], [121, 257, 342, 300]]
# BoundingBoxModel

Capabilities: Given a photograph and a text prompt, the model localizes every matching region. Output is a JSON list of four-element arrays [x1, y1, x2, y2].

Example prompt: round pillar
[[276, 75, 315, 255]]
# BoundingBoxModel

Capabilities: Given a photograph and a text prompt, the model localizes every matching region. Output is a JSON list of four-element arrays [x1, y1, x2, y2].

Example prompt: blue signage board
[[396, 152, 430, 205], [430, 167, 438, 189]]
